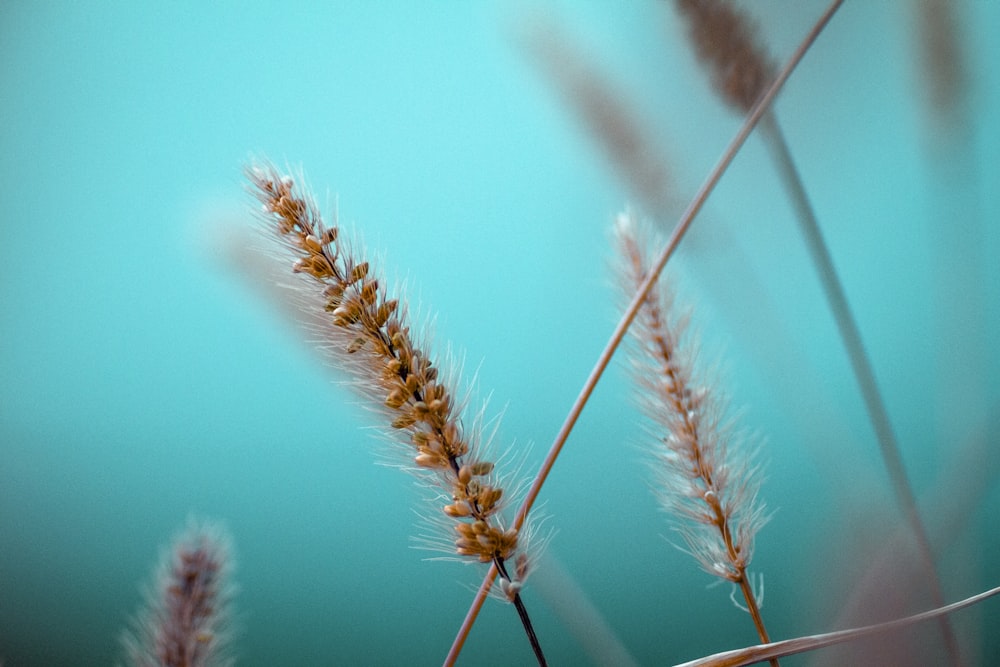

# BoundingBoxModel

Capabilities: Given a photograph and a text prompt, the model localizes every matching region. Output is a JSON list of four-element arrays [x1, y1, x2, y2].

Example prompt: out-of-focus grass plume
[[121, 519, 235, 667]]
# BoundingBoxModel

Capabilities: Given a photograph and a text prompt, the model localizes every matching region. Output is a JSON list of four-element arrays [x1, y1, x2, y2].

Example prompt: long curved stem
[[759, 112, 961, 665], [442, 2, 844, 663], [675, 585, 1000, 667]]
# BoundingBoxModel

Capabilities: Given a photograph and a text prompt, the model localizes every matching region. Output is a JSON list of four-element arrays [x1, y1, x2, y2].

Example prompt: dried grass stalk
[[673, 0, 777, 114], [121, 519, 235, 667], [450, 4, 846, 657], [673, 2, 961, 662], [245, 162, 545, 664], [614, 211, 773, 655]]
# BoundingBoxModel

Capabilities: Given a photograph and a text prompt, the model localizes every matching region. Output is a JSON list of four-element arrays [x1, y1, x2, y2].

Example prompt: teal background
[[2, 1, 999, 665]]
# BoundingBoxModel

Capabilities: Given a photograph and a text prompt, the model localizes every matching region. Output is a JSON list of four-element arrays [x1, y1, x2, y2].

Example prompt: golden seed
[[360, 279, 378, 305], [331, 304, 358, 325], [457, 465, 473, 486], [383, 359, 403, 380], [374, 301, 396, 327], [303, 234, 322, 253], [391, 412, 417, 429], [350, 261, 369, 283], [443, 501, 472, 518], [346, 337, 366, 353], [295, 255, 332, 279], [414, 453, 443, 468], [315, 258, 335, 278], [442, 423, 459, 447], [471, 461, 494, 476], [478, 488, 502, 512], [384, 388, 408, 409]]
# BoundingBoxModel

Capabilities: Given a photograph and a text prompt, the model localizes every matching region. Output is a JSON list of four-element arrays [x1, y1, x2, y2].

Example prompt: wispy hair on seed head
[[121, 517, 236, 667], [615, 210, 768, 581], [245, 160, 542, 610]]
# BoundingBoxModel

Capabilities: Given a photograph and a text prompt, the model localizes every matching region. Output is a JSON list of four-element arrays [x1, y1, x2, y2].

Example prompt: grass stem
[[444, 2, 844, 662], [759, 111, 961, 665]]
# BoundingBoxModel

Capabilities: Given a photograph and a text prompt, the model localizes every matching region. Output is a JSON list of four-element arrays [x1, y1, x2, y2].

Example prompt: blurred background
[[2, 1, 998, 665]]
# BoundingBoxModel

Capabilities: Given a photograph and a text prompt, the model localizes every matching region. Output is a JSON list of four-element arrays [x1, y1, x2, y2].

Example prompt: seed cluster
[[157, 540, 223, 666], [675, 0, 777, 114], [615, 211, 765, 585], [247, 165, 522, 584], [124, 521, 232, 667]]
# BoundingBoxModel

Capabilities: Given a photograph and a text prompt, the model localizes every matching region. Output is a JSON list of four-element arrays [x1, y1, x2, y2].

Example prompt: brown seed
[[457, 465, 473, 486], [470, 461, 494, 476], [443, 501, 472, 518], [303, 234, 323, 253], [414, 452, 445, 468], [360, 279, 379, 305], [374, 300, 398, 327], [391, 412, 417, 429], [478, 487, 503, 512], [321, 227, 338, 245], [350, 261, 369, 283], [385, 388, 408, 409], [442, 423, 460, 448], [383, 358, 403, 379]]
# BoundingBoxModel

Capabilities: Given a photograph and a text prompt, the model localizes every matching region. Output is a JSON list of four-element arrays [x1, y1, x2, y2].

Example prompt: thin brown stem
[[736, 576, 776, 667], [702, 478, 776, 665], [675, 585, 1000, 667], [759, 112, 961, 666], [443, 2, 844, 663]]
